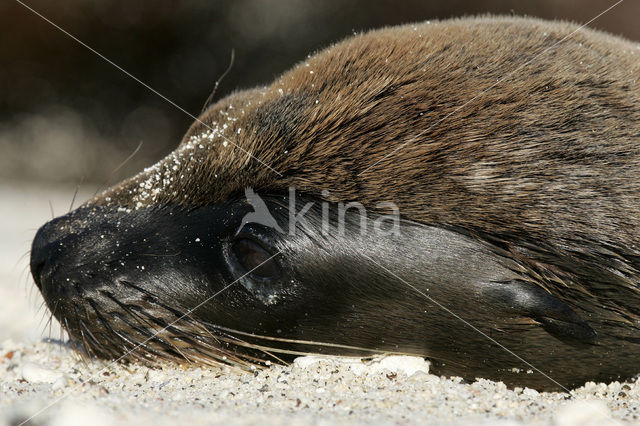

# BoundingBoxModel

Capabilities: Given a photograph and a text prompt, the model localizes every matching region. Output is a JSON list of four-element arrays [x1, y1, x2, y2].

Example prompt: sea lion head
[[30, 16, 640, 390]]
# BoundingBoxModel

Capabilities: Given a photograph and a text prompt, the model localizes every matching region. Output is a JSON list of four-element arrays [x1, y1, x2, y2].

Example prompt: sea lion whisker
[[221, 332, 464, 365], [35, 298, 47, 316], [138, 252, 182, 257], [126, 304, 225, 351], [208, 331, 339, 359], [60, 317, 68, 343], [255, 349, 288, 366], [17, 249, 31, 265], [49, 299, 61, 322], [148, 324, 236, 364], [159, 313, 291, 365], [125, 313, 279, 368], [84, 299, 140, 351], [35, 300, 49, 331], [215, 340, 369, 359], [68, 180, 83, 213], [93, 141, 143, 198], [159, 339, 193, 364], [203, 333, 291, 366], [74, 331, 93, 366], [44, 312, 54, 341], [93, 297, 235, 364], [78, 320, 101, 359], [162, 324, 263, 366], [99, 291, 169, 330], [109, 310, 182, 353], [205, 324, 416, 355], [71, 306, 92, 360], [21, 262, 33, 300], [118, 280, 185, 317], [201, 49, 235, 114], [189, 345, 256, 368], [139, 326, 252, 368], [200, 321, 466, 365], [37, 310, 48, 338]]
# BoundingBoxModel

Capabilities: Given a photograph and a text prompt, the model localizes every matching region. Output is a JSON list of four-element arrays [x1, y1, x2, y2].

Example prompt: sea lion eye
[[231, 238, 280, 279]]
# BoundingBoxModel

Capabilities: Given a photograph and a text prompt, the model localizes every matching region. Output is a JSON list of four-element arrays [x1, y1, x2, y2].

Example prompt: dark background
[[1, 0, 638, 184]]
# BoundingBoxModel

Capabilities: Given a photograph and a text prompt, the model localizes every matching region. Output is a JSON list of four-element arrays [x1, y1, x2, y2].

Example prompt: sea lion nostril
[[30, 258, 46, 289], [30, 213, 90, 294], [30, 223, 59, 289], [32, 215, 72, 251]]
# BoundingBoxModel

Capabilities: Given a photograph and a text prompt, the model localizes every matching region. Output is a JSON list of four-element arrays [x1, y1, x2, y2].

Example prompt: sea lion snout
[[30, 211, 98, 299], [28, 199, 307, 360], [30, 205, 223, 312], [31, 216, 68, 292]]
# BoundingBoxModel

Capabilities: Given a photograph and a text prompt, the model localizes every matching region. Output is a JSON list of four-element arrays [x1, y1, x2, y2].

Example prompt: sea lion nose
[[30, 215, 76, 291]]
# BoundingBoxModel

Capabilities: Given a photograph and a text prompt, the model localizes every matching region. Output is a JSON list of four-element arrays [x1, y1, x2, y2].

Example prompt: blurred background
[[0, 0, 639, 341], [1, 0, 639, 185]]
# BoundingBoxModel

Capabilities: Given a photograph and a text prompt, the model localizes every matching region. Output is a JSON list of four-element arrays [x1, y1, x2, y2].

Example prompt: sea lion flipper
[[483, 280, 597, 346]]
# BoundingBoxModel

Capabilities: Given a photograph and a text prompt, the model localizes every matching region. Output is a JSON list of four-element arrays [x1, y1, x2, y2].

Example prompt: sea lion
[[30, 16, 640, 391]]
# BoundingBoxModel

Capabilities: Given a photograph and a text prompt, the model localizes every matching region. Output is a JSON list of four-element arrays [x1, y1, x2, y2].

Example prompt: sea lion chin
[[30, 16, 640, 391]]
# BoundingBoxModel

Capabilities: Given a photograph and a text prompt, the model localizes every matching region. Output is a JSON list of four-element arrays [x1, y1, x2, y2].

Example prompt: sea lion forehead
[[85, 20, 451, 210], [86, 16, 640, 212]]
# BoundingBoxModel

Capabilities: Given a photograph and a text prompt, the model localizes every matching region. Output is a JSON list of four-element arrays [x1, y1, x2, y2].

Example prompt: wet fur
[[31, 16, 640, 390]]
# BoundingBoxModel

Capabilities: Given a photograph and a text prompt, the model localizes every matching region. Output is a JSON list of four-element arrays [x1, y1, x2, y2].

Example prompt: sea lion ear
[[482, 279, 597, 346]]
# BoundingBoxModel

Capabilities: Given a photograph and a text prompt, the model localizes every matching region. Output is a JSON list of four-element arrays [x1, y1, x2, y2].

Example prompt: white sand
[[1, 182, 638, 425]]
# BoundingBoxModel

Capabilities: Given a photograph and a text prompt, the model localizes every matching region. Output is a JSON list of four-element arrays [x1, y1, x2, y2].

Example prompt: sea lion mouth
[[28, 202, 301, 367], [29, 203, 231, 363]]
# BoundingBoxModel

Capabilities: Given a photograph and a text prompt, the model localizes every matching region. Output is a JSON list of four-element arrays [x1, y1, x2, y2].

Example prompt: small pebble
[[21, 363, 63, 383]]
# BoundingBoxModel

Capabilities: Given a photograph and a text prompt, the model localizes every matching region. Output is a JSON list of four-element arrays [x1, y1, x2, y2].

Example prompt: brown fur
[[99, 16, 640, 241], [98, 17, 640, 291]]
